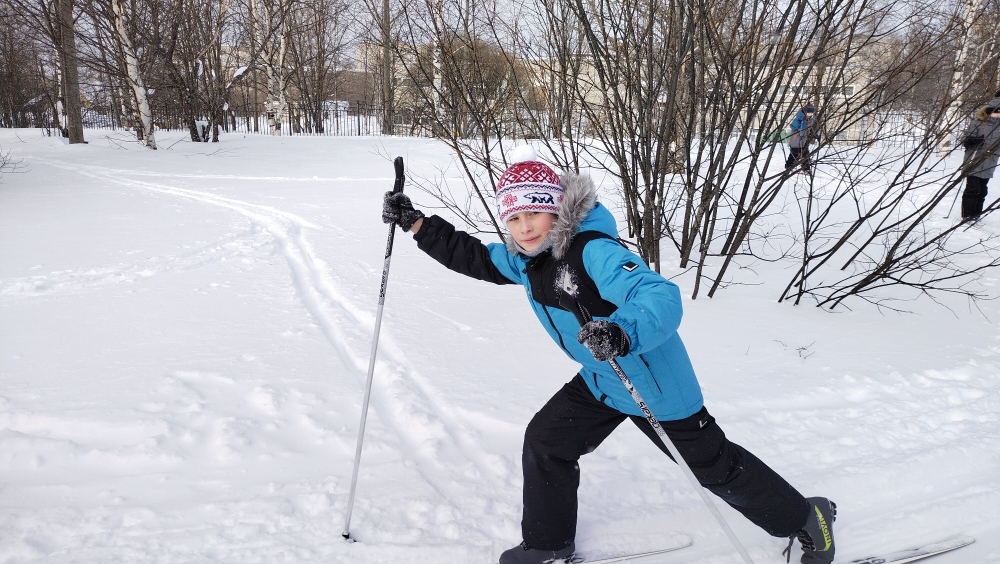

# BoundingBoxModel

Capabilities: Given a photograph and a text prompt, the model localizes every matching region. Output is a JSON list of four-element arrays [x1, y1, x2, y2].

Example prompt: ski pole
[[557, 270, 755, 564], [342, 156, 405, 542], [945, 185, 962, 219]]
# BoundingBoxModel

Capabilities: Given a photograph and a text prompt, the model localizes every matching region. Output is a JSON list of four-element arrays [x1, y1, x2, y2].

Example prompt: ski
[[568, 539, 693, 564], [848, 535, 974, 564]]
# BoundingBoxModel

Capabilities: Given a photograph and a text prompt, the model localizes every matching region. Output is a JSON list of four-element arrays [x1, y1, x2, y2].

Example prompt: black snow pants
[[961, 176, 990, 219], [521, 374, 811, 550], [785, 146, 811, 172]]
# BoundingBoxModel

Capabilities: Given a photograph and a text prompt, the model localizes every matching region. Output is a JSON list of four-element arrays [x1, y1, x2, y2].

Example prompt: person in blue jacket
[[786, 102, 818, 172], [382, 146, 836, 564]]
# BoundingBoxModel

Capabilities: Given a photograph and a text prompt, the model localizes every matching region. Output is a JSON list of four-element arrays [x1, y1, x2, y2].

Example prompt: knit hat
[[495, 146, 563, 224], [805, 102, 815, 113]]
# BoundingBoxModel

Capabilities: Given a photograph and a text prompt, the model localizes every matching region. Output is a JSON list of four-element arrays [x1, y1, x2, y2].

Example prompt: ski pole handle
[[392, 156, 405, 194]]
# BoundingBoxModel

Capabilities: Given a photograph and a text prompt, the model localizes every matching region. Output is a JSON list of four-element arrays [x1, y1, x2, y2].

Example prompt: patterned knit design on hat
[[496, 146, 564, 224]]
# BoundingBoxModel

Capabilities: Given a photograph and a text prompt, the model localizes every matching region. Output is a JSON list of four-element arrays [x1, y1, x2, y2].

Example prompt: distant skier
[[786, 102, 819, 173], [382, 146, 837, 564], [957, 94, 1000, 222]]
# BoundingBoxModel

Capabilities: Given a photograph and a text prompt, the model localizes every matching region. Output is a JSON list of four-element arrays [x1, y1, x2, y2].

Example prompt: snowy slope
[[1, 129, 998, 564]]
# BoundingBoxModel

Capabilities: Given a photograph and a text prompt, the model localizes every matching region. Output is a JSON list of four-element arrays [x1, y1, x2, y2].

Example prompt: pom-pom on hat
[[495, 145, 563, 224]]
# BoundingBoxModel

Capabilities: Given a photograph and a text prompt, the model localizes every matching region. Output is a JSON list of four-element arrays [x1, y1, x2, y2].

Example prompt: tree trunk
[[380, 0, 393, 134], [57, 0, 85, 143], [267, 0, 289, 135], [111, 0, 156, 148], [941, 0, 983, 152]]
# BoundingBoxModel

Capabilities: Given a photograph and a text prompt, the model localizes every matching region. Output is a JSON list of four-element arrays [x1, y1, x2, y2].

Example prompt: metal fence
[[74, 101, 401, 137], [7, 101, 943, 150]]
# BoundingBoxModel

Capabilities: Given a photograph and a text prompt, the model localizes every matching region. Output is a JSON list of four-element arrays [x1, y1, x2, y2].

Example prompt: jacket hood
[[505, 171, 615, 259]]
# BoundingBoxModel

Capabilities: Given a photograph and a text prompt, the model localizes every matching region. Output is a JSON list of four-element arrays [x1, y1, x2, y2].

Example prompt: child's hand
[[577, 320, 631, 362], [382, 191, 425, 232]]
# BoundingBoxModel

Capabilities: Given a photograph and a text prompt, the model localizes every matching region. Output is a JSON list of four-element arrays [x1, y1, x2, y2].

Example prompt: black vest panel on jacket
[[525, 231, 623, 318]]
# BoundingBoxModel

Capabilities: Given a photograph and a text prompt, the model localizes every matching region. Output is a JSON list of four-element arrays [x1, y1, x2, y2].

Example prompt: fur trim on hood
[[505, 171, 598, 259]]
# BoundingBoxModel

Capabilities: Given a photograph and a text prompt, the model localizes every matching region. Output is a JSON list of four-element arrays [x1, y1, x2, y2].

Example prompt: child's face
[[506, 212, 558, 252]]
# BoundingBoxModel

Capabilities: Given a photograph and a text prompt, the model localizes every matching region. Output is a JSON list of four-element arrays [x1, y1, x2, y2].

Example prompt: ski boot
[[783, 497, 836, 564], [499, 540, 575, 564]]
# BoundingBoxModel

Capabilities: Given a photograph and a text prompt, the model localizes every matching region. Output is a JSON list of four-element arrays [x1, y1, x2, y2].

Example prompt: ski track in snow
[[19, 157, 517, 542], [0, 230, 258, 299]]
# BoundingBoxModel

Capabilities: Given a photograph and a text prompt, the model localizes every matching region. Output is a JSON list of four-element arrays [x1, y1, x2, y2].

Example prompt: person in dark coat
[[786, 102, 818, 173], [382, 146, 837, 564], [958, 95, 1000, 221]]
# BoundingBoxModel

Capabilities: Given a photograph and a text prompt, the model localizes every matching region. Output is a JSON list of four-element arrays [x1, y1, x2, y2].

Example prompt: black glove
[[577, 320, 631, 362], [963, 134, 985, 149], [382, 191, 424, 231]]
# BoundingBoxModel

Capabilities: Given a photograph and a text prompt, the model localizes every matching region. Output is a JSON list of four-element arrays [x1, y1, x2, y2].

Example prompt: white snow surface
[[1, 130, 999, 564]]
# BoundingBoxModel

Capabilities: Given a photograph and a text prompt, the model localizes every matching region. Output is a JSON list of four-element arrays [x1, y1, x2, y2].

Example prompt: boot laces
[[781, 530, 816, 563]]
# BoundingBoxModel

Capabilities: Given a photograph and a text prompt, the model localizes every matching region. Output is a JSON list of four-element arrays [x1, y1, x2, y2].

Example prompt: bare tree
[[55, 0, 85, 141], [1, 3, 51, 127], [77, 0, 158, 147], [6, 0, 86, 141], [392, 0, 534, 236], [559, 0, 698, 271], [286, 0, 353, 133], [773, 3, 1000, 310], [247, 0, 292, 135], [359, 0, 397, 133], [940, 0, 1000, 151], [385, 0, 1000, 311], [7, 0, 1000, 311], [0, 144, 19, 180]]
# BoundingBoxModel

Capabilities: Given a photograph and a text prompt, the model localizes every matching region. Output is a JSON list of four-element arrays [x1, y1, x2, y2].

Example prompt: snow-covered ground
[[1, 129, 998, 564]]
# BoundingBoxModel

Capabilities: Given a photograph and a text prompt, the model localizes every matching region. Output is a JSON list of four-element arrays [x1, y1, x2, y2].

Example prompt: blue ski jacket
[[790, 109, 810, 133], [788, 109, 818, 149]]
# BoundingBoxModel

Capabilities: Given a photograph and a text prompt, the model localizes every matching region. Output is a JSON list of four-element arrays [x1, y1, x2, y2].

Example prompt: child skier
[[786, 102, 818, 173], [381, 147, 837, 564]]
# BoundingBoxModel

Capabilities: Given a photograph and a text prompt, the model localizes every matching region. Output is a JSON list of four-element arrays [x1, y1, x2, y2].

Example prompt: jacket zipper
[[541, 304, 571, 355]]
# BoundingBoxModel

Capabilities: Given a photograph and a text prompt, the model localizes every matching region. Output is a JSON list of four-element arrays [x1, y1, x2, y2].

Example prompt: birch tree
[[87, 0, 157, 147], [247, 0, 291, 135], [939, 0, 985, 152], [117, 0, 154, 147]]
